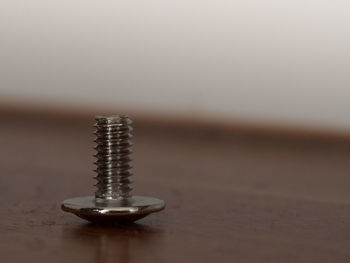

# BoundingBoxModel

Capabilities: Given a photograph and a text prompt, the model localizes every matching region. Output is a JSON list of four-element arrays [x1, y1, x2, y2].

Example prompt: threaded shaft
[[94, 115, 133, 200]]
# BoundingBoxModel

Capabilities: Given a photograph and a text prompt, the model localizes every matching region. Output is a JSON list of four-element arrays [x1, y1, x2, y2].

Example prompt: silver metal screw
[[62, 115, 165, 223]]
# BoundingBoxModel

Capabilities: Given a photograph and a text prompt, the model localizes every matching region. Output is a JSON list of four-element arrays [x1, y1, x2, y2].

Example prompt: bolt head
[[62, 196, 165, 223]]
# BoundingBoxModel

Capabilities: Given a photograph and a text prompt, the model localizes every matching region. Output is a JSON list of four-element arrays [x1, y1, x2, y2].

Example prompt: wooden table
[[1, 110, 350, 262]]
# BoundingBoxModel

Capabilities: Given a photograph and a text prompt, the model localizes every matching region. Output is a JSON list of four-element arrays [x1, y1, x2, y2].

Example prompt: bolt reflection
[[62, 222, 164, 263]]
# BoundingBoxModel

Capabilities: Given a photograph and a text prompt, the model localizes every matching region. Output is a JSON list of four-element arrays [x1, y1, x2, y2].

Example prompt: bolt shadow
[[61, 221, 165, 263]]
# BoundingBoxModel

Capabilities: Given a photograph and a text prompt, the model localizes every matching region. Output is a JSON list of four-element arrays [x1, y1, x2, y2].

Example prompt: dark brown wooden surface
[[1, 111, 350, 263]]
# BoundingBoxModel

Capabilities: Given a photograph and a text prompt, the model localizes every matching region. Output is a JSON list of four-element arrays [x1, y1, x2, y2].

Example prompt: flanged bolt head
[[62, 115, 165, 223]]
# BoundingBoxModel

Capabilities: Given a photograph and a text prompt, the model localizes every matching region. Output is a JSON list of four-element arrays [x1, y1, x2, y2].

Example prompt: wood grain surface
[[1, 111, 350, 263]]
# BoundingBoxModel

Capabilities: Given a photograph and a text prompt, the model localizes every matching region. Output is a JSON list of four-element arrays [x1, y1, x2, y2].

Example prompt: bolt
[[62, 115, 165, 223]]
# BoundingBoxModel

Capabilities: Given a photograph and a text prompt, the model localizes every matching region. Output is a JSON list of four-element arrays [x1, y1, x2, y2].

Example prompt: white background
[[1, 1, 350, 129]]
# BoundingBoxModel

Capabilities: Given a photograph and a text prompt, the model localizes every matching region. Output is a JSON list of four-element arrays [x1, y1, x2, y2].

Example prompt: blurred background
[[1, 0, 350, 131]]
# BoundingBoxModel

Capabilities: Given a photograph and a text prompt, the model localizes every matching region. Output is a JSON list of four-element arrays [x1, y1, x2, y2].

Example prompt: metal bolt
[[62, 115, 165, 223]]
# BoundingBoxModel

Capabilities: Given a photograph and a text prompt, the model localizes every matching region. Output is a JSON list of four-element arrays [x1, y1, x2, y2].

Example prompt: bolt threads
[[93, 115, 133, 200]]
